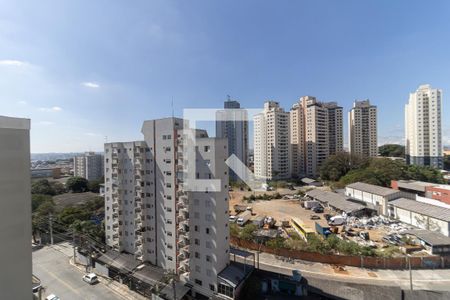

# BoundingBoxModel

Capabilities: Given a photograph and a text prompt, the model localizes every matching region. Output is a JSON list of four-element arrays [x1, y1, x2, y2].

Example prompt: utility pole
[[72, 231, 77, 263], [171, 278, 177, 300], [408, 255, 413, 291], [49, 213, 54, 245]]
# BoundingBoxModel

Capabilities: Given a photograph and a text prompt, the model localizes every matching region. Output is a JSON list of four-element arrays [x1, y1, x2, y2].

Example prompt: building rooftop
[[395, 180, 436, 192], [404, 229, 450, 246], [96, 250, 141, 273], [347, 182, 399, 197], [301, 177, 318, 184], [390, 198, 450, 222], [0, 115, 30, 130], [218, 262, 253, 289], [306, 189, 365, 213]]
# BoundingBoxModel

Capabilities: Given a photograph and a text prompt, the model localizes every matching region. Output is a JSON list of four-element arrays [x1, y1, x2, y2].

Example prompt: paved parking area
[[33, 243, 137, 300]]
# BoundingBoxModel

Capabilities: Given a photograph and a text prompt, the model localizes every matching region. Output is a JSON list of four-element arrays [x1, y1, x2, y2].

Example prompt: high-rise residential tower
[[349, 100, 378, 157], [104, 118, 230, 298], [254, 101, 290, 180], [216, 99, 249, 182], [74, 151, 104, 180], [0, 116, 31, 299], [290, 96, 343, 178], [405, 84, 443, 169]]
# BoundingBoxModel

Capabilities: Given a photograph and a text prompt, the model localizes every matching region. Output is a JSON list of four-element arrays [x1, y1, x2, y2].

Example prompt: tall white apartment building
[[349, 100, 378, 157], [254, 101, 290, 180], [290, 96, 343, 178], [216, 99, 249, 182], [74, 151, 104, 180], [104, 118, 229, 298], [405, 84, 443, 169], [0, 116, 32, 299]]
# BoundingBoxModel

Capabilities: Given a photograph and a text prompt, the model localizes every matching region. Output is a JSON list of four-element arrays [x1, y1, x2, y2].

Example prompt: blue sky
[[1, 0, 449, 152]]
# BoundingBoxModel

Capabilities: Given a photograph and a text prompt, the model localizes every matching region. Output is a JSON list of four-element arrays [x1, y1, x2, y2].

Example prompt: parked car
[[82, 273, 99, 285], [312, 206, 324, 213], [310, 215, 320, 220], [46, 294, 60, 300], [229, 215, 237, 222]]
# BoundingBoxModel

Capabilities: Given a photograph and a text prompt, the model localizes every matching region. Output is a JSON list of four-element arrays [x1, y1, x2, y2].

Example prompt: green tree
[[66, 176, 89, 193], [445, 155, 450, 171], [230, 223, 240, 237], [266, 237, 285, 249], [31, 179, 55, 195], [32, 194, 53, 212], [50, 181, 66, 194], [378, 144, 405, 157], [239, 224, 257, 241], [88, 177, 104, 193], [320, 152, 370, 182]]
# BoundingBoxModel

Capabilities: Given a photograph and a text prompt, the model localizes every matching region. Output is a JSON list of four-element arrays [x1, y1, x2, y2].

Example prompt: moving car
[[46, 294, 60, 300], [82, 273, 99, 284]]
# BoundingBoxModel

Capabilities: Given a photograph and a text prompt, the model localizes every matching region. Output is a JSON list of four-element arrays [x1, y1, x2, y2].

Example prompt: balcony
[[135, 207, 142, 213]]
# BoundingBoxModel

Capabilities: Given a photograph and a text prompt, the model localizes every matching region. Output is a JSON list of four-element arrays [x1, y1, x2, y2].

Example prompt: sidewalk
[[64, 247, 147, 300], [234, 248, 450, 291]]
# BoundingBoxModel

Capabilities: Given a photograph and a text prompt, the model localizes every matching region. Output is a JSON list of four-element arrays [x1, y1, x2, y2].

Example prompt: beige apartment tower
[[290, 96, 343, 178], [349, 100, 378, 157], [254, 101, 290, 180]]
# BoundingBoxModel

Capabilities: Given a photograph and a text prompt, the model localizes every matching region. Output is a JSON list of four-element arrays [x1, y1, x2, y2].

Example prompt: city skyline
[[1, 1, 450, 152]]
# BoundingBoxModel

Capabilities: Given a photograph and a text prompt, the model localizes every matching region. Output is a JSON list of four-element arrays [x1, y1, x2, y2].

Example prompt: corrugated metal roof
[[218, 262, 253, 288], [390, 198, 450, 222], [302, 177, 318, 184], [404, 229, 450, 246], [396, 180, 434, 192], [347, 182, 399, 197], [306, 189, 365, 213]]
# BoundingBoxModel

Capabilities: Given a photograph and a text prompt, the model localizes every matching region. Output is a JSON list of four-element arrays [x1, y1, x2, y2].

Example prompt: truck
[[328, 215, 345, 226], [304, 200, 320, 210], [234, 204, 251, 213], [237, 211, 252, 226], [315, 222, 331, 237], [252, 215, 266, 228]]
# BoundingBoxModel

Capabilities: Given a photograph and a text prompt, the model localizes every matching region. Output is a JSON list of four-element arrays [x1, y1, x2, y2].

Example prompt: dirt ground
[[229, 187, 395, 248]]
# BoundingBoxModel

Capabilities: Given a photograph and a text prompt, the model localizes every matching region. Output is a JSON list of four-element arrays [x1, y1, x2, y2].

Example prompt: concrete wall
[[0, 116, 31, 299]]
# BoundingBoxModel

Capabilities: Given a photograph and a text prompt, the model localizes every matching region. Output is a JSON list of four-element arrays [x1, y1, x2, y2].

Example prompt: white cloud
[[82, 82, 100, 88], [0, 59, 29, 67], [378, 136, 405, 146], [39, 106, 62, 112], [17, 100, 27, 105]]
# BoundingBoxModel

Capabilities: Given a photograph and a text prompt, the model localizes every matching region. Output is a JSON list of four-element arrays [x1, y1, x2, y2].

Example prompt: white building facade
[[254, 101, 290, 180], [405, 84, 443, 169], [104, 118, 230, 298], [74, 151, 104, 181], [349, 100, 378, 157], [0, 116, 32, 299]]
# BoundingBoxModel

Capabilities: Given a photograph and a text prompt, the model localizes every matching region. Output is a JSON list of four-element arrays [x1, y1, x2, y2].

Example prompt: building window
[[206, 228, 210, 234], [206, 255, 212, 262], [209, 284, 215, 292], [195, 265, 201, 273], [204, 146, 210, 152], [218, 284, 233, 297], [195, 279, 202, 286], [168, 256, 173, 261], [195, 252, 200, 259], [195, 238, 200, 245]]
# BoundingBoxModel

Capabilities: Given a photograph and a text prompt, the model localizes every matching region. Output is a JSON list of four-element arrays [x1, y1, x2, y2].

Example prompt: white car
[[229, 215, 237, 223], [46, 294, 60, 300], [82, 273, 99, 284]]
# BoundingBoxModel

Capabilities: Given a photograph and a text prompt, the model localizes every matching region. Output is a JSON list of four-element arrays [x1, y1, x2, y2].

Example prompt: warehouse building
[[389, 198, 450, 237], [403, 229, 450, 255], [345, 182, 404, 215], [391, 180, 450, 206], [306, 189, 366, 216]]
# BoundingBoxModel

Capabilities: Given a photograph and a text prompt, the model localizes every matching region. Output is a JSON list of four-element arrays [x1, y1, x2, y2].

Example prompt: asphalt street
[[33, 244, 124, 300]]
